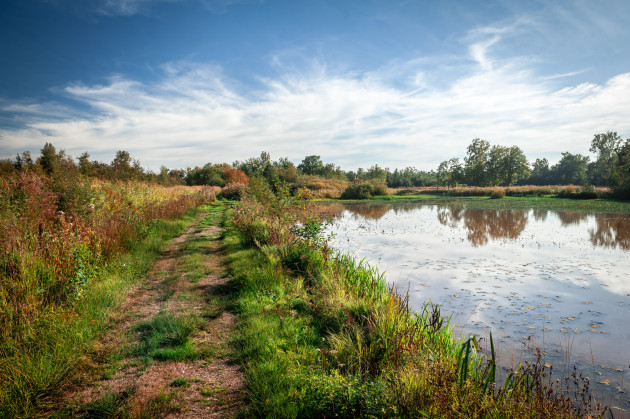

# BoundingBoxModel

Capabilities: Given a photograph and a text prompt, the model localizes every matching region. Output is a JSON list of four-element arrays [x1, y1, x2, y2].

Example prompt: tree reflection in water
[[557, 211, 589, 226], [590, 213, 630, 250], [437, 206, 528, 247], [345, 204, 392, 220], [322, 202, 630, 251]]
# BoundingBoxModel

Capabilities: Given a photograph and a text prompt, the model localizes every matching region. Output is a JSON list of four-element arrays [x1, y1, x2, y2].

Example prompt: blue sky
[[1, 0, 629, 171]]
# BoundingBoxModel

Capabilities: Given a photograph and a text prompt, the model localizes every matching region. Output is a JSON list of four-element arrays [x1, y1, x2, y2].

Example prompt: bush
[[372, 184, 388, 196], [341, 183, 374, 199], [490, 189, 505, 199], [221, 183, 247, 200]]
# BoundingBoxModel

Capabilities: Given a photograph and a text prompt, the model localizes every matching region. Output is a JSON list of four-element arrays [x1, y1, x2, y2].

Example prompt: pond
[[322, 201, 630, 412]]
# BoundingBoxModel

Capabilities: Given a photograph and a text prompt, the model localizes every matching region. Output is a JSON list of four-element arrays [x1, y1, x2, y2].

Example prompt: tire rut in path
[[67, 209, 246, 418]]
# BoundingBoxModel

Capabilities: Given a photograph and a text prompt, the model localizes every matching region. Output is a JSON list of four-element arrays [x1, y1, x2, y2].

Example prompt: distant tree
[[274, 157, 297, 182], [185, 163, 226, 186], [14, 151, 33, 171], [550, 152, 590, 185], [502, 146, 530, 186], [588, 131, 623, 186], [39, 142, 58, 175], [437, 158, 463, 189], [486, 145, 508, 186], [608, 139, 630, 198], [77, 152, 93, 176], [364, 164, 388, 184], [239, 151, 272, 179], [223, 167, 250, 185], [298, 155, 325, 176], [529, 158, 551, 185], [464, 138, 491, 186]]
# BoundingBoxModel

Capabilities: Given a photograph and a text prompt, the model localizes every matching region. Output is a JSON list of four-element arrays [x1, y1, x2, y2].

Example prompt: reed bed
[[393, 184, 610, 199]]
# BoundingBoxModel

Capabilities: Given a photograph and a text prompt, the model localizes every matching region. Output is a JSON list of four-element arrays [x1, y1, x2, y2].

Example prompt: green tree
[[486, 145, 508, 186], [298, 155, 324, 176], [608, 139, 630, 198], [39, 142, 58, 175], [502, 146, 530, 186], [77, 152, 93, 176], [589, 131, 623, 186], [550, 152, 590, 185], [437, 158, 463, 189], [529, 158, 550, 185], [464, 138, 491, 186]]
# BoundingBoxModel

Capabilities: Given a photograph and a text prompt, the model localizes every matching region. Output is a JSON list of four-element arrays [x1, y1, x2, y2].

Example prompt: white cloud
[[2, 23, 630, 171]]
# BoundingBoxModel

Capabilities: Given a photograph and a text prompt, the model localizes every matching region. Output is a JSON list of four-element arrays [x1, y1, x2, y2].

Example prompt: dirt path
[[64, 207, 246, 418]]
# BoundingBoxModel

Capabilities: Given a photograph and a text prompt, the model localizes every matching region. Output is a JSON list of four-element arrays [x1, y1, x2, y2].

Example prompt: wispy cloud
[[2, 23, 630, 170], [94, 0, 260, 16]]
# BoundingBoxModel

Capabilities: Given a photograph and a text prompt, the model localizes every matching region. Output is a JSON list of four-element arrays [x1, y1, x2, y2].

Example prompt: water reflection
[[329, 202, 630, 251], [437, 207, 528, 247], [557, 211, 589, 226], [346, 204, 391, 220], [590, 214, 630, 250]]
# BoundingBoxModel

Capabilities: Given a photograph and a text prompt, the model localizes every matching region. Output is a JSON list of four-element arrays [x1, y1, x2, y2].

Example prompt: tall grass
[[228, 181, 608, 417], [0, 171, 214, 416]]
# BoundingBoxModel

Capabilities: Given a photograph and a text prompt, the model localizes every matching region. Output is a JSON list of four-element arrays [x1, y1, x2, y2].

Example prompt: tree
[[464, 138, 491, 186], [550, 152, 589, 185], [486, 146, 508, 186], [298, 155, 324, 176], [437, 158, 463, 189], [529, 158, 550, 185], [502, 146, 530, 186], [239, 151, 272, 179], [223, 167, 250, 185], [14, 151, 33, 171], [39, 142, 58, 175], [608, 139, 630, 198], [77, 152, 93, 176], [589, 131, 623, 186]]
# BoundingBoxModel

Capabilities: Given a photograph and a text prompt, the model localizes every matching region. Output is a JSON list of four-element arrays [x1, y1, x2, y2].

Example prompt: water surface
[[323, 201, 630, 411]]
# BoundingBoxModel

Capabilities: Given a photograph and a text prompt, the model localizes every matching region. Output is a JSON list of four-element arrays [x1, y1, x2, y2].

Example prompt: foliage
[[588, 131, 623, 186], [341, 182, 388, 199], [221, 182, 248, 200], [609, 139, 630, 198]]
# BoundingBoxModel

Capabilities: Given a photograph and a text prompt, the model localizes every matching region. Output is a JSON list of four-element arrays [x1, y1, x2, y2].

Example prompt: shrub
[[221, 183, 247, 200], [490, 189, 505, 199], [372, 183, 389, 196], [341, 183, 374, 199]]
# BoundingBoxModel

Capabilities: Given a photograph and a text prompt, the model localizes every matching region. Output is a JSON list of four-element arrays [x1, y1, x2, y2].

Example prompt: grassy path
[[61, 204, 245, 417]]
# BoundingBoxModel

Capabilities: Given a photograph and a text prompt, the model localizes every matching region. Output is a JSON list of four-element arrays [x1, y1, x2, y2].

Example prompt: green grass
[[0, 205, 211, 418], [132, 311, 200, 361]]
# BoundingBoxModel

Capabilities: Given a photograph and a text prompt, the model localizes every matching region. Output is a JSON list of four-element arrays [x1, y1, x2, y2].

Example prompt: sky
[[1, 0, 629, 172]]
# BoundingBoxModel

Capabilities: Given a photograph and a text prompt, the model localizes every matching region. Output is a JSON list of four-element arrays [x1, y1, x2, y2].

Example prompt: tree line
[[3, 130, 630, 198], [434, 132, 630, 197]]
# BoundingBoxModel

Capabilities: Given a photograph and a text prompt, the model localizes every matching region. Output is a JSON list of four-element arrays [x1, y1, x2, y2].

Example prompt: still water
[[323, 201, 630, 412]]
